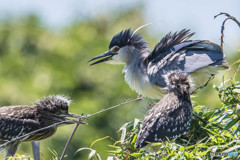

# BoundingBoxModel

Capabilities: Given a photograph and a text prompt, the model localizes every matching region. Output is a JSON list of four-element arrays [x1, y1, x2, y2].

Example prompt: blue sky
[[0, 0, 239, 54]]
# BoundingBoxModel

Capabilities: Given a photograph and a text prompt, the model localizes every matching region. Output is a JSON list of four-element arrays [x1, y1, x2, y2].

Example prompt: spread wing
[[135, 92, 192, 148], [146, 29, 227, 88], [148, 29, 195, 62]]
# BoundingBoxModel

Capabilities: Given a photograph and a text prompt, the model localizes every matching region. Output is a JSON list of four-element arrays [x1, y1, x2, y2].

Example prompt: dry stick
[[60, 120, 81, 160], [59, 96, 143, 160], [214, 12, 240, 49], [86, 96, 143, 118]]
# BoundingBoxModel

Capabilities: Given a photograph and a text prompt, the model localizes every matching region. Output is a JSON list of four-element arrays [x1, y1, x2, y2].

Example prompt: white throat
[[118, 47, 163, 99]]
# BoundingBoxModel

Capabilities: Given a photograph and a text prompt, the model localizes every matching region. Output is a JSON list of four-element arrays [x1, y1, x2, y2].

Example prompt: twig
[[86, 96, 143, 118], [60, 119, 81, 160], [59, 96, 143, 159], [214, 12, 240, 49]]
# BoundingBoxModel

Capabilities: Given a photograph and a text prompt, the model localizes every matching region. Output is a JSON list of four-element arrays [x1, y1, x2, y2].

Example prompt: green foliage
[[76, 148, 102, 160], [7, 154, 33, 160], [215, 66, 240, 106], [84, 66, 240, 160], [0, 9, 239, 159]]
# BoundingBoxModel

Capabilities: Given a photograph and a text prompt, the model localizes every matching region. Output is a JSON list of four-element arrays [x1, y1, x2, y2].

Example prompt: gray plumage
[[135, 72, 193, 148], [0, 95, 79, 159], [89, 29, 229, 99]]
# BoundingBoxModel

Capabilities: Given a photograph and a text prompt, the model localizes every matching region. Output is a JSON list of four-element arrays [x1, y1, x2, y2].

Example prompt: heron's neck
[[123, 47, 149, 78], [122, 48, 162, 99], [123, 52, 147, 83]]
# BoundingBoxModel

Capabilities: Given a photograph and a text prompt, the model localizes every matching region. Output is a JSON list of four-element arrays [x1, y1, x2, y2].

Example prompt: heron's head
[[88, 29, 149, 65], [35, 95, 80, 119]]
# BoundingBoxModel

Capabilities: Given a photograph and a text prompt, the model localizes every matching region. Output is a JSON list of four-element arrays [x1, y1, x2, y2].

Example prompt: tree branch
[[214, 12, 240, 49], [59, 96, 143, 160], [86, 96, 143, 118], [60, 118, 82, 160]]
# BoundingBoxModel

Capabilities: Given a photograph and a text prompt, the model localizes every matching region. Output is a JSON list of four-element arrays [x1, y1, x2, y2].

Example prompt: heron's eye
[[112, 46, 120, 53]]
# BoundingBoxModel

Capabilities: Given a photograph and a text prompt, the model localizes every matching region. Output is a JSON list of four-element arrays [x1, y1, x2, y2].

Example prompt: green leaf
[[223, 145, 240, 153], [133, 118, 140, 129], [234, 124, 240, 134], [131, 134, 137, 148], [75, 147, 92, 155], [222, 74, 225, 87], [107, 156, 120, 160], [108, 145, 121, 149], [224, 117, 240, 130], [118, 121, 131, 132], [185, 145, 195, 150], [203, 127, 218, 135], [130, 153, 143, 158], [231, 68, 239, 85], [88, 149, 97, 159], [90, 136, 110, 148], [213, 84, 219, 91], [120, 127, 126, 144], [96, 153, 102, 160], [232, 59, 240, 65], [196, 150, 209, 156]]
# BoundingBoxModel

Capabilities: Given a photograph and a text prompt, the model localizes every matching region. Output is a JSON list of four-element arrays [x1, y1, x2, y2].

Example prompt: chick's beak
[[61, 112, 82, 119], [60, 113, 87, 124], [88, 51, 115, 65]]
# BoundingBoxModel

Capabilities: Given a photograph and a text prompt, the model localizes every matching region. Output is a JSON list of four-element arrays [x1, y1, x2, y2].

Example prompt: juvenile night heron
[[135, 72, 192, 148], [89, 29, 229, 99], [0, 95, 80, 159]]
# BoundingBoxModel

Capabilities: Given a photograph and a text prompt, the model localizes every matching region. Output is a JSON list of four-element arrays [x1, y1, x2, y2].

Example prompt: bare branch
[[86, 96, 143, 118], [214, 12, 240, 49], [60, 119, 81, 160], [59, 96, 143, 160]]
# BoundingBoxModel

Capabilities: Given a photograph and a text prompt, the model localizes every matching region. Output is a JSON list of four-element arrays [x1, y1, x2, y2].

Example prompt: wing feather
[[146, 29, 227, 89], [148, 29, 195, 62]]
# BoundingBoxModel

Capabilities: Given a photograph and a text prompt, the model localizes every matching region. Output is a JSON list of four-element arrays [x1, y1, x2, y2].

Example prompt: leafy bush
[[82, 63, 240, 160]]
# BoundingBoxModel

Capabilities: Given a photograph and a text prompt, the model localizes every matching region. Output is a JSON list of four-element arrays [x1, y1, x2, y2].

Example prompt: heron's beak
[[88, 51, 114, 65]]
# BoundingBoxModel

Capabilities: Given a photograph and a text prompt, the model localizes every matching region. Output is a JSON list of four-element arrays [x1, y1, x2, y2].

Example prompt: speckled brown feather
[[0, 95, 72, 158], [135, 72, 193, 148]]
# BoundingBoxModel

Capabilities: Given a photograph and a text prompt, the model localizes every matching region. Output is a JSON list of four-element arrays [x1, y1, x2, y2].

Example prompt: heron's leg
[[32, 141, 40, 160], [5, 142, 19, 160]]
